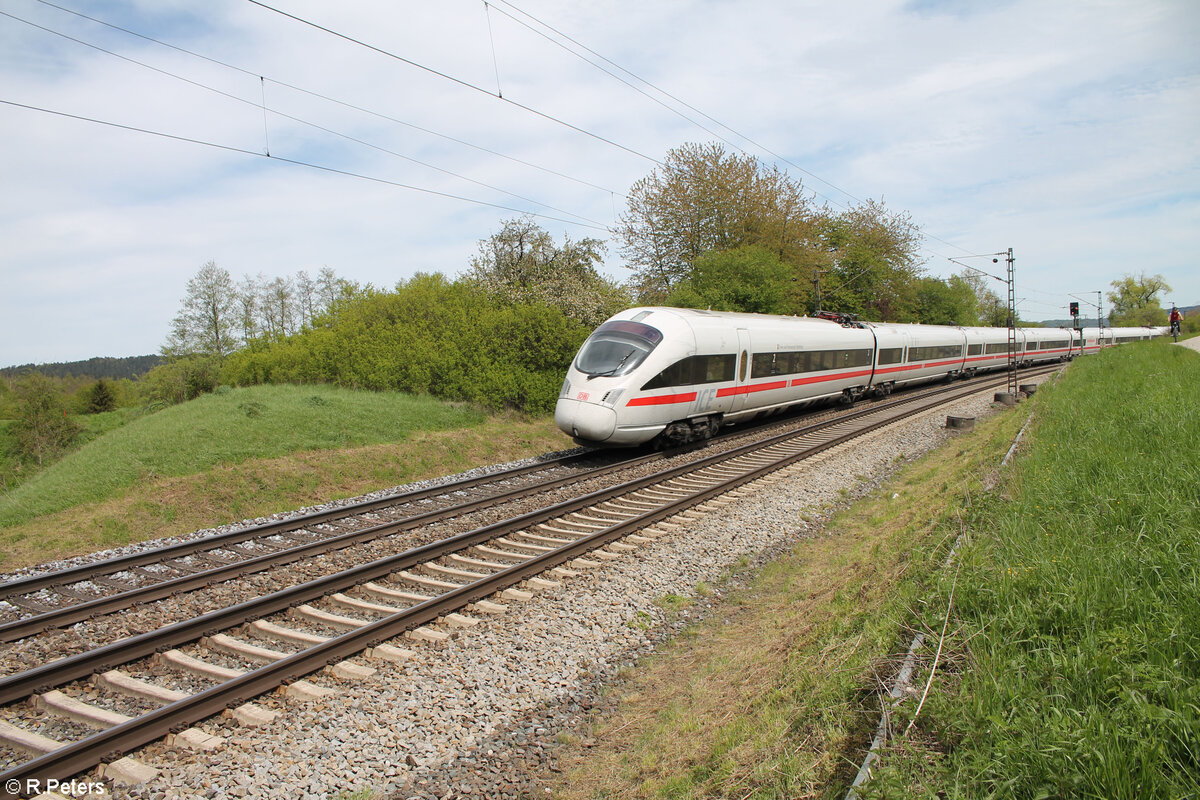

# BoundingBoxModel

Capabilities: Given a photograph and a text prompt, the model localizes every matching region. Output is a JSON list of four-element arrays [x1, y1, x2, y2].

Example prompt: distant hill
[[0, 355, 162, 381]]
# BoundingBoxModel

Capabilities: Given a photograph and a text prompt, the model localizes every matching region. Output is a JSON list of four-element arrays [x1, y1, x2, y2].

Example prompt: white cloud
[[1, 0, 1197, 365]]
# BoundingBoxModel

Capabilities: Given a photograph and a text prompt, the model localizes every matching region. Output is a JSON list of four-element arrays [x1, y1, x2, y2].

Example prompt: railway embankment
[[546, 341, 1199, 799], [3, 350, 1189, 799]]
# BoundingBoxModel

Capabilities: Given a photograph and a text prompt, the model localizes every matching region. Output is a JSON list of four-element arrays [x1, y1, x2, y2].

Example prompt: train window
[[843, 349, 871, 368], [574, 320, 664, 378], [877, 347, 904, 365], [704, 354, 736, 383], [967, 344, 983, 356], [750, 348, 872, 377], [752, 353, 780, 377], [642, 354, 735, 390], [908, 344, 963, 361], [739, 350, 748, 382], [985, 342, 1014, 355]]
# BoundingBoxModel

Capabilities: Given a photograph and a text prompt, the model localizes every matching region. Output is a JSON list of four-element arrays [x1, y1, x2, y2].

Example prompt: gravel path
[[14, 377, 1051, 800]]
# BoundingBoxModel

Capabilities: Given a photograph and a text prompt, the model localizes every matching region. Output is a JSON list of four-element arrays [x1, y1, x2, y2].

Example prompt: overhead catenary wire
[[2, 8, 605, 227], [18, 1, 1069, 301], [0, 98, 608, 231], [488, 0, 987, 262], [244, 0, 662, 165], [30, 0, 624, 197], [488, 0, 855, 207]]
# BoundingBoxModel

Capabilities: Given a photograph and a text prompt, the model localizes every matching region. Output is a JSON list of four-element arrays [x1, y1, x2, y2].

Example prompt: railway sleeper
[[514, 531, 574, 546], [93, 670, 187, 704], [361, 582, 432, 604], [446, 554, 511, 572], [421, 562, 489, 580], [534, 522, 596, 537], [35, 689, 132, 729], [0, 718, 64, 755], [154, 649, 243, 682], [202, 633, 290, 664], [248, 619, 331, 647], [493, 537, 554, 554]]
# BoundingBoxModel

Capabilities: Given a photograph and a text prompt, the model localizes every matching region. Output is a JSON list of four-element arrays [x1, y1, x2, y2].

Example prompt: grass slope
[[865, 341, 1200, 798], [0, 385, 568, 571]]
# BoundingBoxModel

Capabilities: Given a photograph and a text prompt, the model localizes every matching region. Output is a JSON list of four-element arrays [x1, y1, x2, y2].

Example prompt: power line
[[244, 0, 661, 165], [4, 8, 603, 226], [489, 0, 862, 206], [31, 0, 624, 197], [482, 1, 757, 169], [0, 98, 609, 230], [488, 0, 984, 260]]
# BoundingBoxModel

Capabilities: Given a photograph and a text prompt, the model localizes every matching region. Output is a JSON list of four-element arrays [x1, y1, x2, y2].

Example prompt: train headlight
[[559, 378, 572, 398], [600, 389, 624, 408]]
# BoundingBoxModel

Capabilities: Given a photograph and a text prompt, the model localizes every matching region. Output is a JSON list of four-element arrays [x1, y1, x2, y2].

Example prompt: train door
[[730, 328, 752, 412]]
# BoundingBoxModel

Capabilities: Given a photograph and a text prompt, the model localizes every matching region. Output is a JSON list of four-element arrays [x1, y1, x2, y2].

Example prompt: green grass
[[0, 384, 484, 529], [864, 341, 1200, 799]]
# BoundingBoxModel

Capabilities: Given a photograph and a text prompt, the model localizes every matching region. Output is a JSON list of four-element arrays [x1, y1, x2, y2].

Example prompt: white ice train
[[554, 307, 1164, 447]]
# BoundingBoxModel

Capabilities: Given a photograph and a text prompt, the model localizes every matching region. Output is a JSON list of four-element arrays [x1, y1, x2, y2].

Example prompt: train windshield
[[575, 320, 664, 379]]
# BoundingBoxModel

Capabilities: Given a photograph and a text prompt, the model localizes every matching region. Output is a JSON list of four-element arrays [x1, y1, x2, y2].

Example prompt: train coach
[[555, 307, 1163, 447]]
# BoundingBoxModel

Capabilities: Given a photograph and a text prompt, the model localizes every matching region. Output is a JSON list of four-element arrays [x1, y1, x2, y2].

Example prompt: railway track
[[0, 449, 649, 643], [0, 366, 1057, 797], [0, 365, 1031, 646]]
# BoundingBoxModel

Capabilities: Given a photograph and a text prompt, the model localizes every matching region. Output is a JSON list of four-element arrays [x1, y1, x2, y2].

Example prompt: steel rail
[[0, 450, 609, 601], [0, 364, 1040, 643], [0, 368, 1059, 795], [0, 367, 1052, 704], [0, 450, 673, 643], [0, 367, 1057, 795]]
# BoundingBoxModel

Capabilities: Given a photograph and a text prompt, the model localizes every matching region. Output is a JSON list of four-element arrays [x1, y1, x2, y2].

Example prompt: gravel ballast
[[8, 379, 1050, 800]]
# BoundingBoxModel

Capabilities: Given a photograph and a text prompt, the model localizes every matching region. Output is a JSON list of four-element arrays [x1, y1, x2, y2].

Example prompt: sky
[[1, 0, 1197, 367]]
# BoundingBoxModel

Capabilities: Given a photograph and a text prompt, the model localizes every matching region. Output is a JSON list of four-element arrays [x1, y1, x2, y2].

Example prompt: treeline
[[166, 143, 1010, 416], [0, 355, 161, 381], [617, 143, 1010, 326], [173, 217, 629, 413]]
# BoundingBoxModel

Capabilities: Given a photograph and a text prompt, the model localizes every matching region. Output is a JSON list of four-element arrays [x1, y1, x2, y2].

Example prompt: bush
[[222, 275, 591, 414], [9, 373, 80, 467], [141, 356, 222, 405]]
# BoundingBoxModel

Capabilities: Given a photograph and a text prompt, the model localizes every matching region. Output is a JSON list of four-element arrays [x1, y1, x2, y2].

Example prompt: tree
[[261, 275, 297, 338], [814, 200, 925, 321], [957, 270, 1009, 327], [294, 269, 317, 329], [236, 273, 262, 344], [912, 275, 978, 325], [616, 142, 818, 299], [83, 378, 116, 414], [142, 356, 220, 405], [1107, 272, 1171, 326], [665, 245, 799, 314], [164, 261, 239, 358], [10, 373, 80, 467], [466, 217, 630, 327]]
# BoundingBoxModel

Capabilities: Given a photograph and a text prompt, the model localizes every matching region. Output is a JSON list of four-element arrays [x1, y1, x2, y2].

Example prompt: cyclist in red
[[1169, 305, 1182, 335]]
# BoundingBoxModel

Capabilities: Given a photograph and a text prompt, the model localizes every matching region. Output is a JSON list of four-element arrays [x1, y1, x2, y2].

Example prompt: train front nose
[[555, 397, 617, 443]]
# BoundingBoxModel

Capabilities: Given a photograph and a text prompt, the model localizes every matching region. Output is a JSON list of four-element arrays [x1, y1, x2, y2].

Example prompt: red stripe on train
[[625, 392, 698, 406]]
